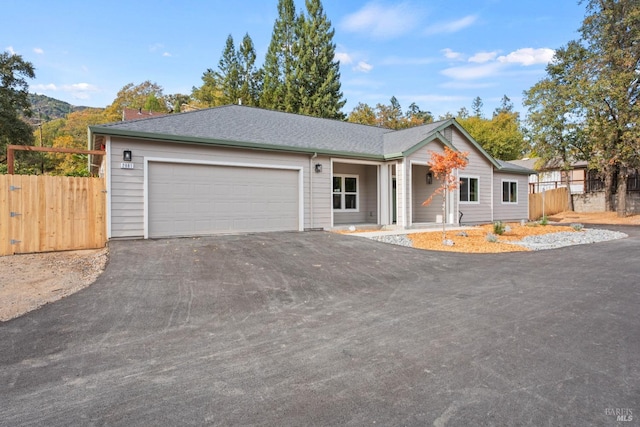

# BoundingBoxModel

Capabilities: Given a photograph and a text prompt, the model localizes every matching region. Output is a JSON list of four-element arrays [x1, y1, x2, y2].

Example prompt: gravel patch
[[507, 228, 628, 251], [369, 234, 414, 247], [368, 228, 628, 251]]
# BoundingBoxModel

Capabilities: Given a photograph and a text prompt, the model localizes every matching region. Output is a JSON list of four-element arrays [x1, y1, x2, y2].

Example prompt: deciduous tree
[[105, 81, 168, 121], [524, 0, 640, 216], [0, 51, 35, 165], [422, 146, 469, 243], [457, 97, 526, 161], [347, 102, 376, 126], [524, 42, 590, 211]]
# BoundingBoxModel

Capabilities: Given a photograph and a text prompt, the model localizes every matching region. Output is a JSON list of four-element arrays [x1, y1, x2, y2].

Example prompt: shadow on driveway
[[1, 228, 639, 426]]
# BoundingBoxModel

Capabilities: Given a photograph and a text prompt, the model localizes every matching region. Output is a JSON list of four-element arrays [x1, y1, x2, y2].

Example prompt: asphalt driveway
[[1, 227, 639, 426]]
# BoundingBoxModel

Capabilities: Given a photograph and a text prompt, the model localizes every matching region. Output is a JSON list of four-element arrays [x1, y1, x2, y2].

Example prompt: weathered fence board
[[529, 187, 569, 220], [0, 175, 106, 256]]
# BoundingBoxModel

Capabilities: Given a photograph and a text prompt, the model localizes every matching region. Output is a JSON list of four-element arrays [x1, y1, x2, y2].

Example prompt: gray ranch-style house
[[88, 105, 532, 239]]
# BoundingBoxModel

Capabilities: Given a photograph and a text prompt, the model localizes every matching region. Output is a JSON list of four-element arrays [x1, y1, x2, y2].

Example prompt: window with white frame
[[333, 175, 359, 211], [459, 177, 479, 202], [502, 180, 518, 203]]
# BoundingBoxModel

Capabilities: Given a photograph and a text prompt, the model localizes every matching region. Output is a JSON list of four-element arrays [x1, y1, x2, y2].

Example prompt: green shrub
[[486, 232, 498, 243], [493, 221, 505, 235], [539, 215, 549, 226], [571, 223, 584, 231]]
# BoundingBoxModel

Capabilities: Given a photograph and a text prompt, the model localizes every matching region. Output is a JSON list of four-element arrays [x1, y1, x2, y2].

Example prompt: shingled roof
[[90, 104, 532, 173]]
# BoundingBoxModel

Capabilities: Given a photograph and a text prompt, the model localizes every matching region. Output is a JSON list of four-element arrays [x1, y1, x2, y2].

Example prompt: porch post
[[379, 164, 390, 225]]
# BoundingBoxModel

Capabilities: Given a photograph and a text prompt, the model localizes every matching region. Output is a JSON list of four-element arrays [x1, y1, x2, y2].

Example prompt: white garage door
[[148, 162, 299, 238]]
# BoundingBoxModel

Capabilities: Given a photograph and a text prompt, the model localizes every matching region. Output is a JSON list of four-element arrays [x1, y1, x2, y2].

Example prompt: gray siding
[[411, 164, 440, 222], [493, 172, 529, 221], [109, 137, 331, 238], [449, 128, 493, 223], [405, 127, 493, 224], [332, 162, 378, 225]]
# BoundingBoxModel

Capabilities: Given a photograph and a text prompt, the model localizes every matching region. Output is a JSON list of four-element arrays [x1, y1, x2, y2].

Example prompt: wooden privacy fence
[[0, 175, 106, 256], [529, 187, 569, 220]]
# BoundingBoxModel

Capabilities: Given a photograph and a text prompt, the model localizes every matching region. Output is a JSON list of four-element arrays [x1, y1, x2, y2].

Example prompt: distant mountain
[[26, 94, 96, 124]]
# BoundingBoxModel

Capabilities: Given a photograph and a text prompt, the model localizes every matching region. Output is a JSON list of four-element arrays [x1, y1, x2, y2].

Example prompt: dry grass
[[549, 211, 640, 225], [408, 223, 578, 253]]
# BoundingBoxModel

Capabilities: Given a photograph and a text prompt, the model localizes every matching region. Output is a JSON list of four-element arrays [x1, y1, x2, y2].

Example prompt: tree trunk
[[616, 167, 628, 217], [604, 167, 615, 212], [563, 170, 574, 211]]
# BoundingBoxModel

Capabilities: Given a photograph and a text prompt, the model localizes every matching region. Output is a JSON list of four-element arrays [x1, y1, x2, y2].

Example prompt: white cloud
[[341, 2, 421, 39], [440, 81, 497, 89], [335, 52, 353, 65], [497, 48, 555, 66], [424, 15, 477, 35], [469, 51, 498, 63], [355, 61, 373, 73], [31, 82, 99, 100], [441, 62, 504, 80], [162, 52, 172, 57], [149, 43, 164, 52], [33, 47, 44, 54], [407, 94, 468, 103], [441, 48, 463, 61], [380, 56, 437, 66], [6, 46, 16, 54], [32, 83, 58, 91]]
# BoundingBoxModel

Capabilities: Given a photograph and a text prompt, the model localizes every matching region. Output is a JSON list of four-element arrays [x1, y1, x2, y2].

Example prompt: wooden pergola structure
[[6, 145, 105, 174]]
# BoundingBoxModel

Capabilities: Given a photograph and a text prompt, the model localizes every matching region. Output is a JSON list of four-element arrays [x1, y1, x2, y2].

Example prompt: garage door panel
[[148, 162, 299, 237]]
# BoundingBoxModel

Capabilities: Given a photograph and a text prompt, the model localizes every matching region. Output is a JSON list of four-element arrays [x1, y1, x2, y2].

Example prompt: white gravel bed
[[368, 228, 628, 251], [507, 228, 628, 251]]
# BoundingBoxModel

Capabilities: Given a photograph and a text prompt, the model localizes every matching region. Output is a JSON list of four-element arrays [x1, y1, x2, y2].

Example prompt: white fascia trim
[[332, 158, 384, 166], [105, 136, 112, 239], [143, 157, 305, 239]]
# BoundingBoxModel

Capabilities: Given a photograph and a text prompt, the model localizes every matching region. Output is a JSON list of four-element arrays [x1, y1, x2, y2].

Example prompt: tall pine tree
[[216, 34, 241, 105], [237, 33, 261, 106], [294, 0, 346, 119], [260, 0, 297, 111]]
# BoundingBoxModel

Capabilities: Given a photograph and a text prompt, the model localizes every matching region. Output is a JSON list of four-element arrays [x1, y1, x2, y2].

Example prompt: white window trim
[[333, 174, 360, 212], [501, 179, 518, 204], [459, 175, 480, 204]]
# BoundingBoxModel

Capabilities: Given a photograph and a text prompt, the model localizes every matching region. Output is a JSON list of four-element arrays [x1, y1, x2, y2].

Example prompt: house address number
[[120, 162, 135, 169]]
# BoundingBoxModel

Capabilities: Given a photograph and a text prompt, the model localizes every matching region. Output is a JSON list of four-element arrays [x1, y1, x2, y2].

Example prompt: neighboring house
[[122, 107, 169, 121], [510, 157, 592, 194], [88, 105, 532, 239]]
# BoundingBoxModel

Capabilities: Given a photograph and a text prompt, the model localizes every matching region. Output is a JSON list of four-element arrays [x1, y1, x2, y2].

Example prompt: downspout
[[490, 166, 494, 221], [309, 152, 317, 229]]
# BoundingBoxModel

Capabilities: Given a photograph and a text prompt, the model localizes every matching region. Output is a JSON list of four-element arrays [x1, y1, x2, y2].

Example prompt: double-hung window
[[502, 180, 518, 203], [459, 177, 479, 203], [333, 175, 358, 211]]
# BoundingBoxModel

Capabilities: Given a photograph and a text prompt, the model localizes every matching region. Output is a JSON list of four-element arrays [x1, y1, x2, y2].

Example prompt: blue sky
[[3, 0, 586, 119]]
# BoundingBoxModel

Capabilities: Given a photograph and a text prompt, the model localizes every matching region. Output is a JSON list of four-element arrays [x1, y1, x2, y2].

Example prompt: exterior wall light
[[426, 172, 433, 184], [315, 163, 322, 173], [123, 150, 132, 162]]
